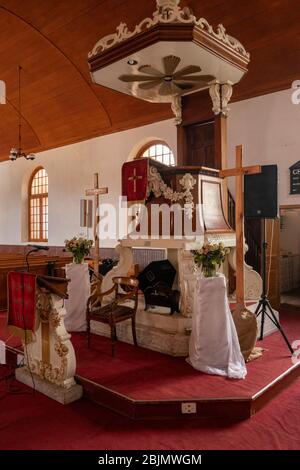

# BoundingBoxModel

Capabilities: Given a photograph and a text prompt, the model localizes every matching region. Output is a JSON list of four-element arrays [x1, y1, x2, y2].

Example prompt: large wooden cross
[[220, 146, 261, 310], [85, 173, 108, 277]]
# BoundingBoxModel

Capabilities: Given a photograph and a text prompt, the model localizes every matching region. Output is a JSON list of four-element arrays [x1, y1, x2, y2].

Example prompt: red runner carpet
[[72, 309, 300, 401]]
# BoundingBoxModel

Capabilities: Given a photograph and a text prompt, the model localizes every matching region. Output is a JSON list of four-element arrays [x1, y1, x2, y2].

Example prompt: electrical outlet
[[181, 402, 197, 414]]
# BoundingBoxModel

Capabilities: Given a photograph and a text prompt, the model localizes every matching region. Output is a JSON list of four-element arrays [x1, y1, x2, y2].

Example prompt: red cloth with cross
[[122, 159, 149, 202]]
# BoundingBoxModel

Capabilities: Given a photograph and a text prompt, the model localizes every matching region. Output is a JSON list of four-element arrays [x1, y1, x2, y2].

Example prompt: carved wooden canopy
[[88, 0, 250, 123]]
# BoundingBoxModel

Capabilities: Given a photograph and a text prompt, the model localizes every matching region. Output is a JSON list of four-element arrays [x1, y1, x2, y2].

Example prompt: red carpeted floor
[[2, 310, 300, 401], [1, 309, 300, 449], [72, 309, 300, 400], [1, 371, 300, 450]]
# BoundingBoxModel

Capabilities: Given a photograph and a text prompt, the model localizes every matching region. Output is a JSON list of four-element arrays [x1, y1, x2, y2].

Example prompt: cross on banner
[[220, 146, 261, 310], [85, 173, 108, 277], [128, 168, 143, 193]]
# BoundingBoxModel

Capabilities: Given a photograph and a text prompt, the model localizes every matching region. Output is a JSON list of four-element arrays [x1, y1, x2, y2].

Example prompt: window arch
[[137, 141, 175, 166], [28, 167, 48, 242]]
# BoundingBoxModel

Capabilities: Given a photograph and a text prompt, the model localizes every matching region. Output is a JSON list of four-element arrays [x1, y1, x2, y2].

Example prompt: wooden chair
[[86, 276, 139, 356]]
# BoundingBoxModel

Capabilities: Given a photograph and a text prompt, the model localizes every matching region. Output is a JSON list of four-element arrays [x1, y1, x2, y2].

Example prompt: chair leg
[[87, 317, 91, 348], [131, 317, 138, 347], [111, 324, 117, 357]]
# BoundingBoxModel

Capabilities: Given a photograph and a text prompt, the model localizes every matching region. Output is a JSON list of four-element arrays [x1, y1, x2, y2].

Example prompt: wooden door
[[185, 121, 215, 167]]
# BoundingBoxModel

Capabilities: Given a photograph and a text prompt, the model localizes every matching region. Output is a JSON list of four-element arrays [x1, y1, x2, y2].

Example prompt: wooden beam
[[220, 165, 261, 178]]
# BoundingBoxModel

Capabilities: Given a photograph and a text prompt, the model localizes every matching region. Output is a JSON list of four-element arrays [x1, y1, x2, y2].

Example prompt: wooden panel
[[181, 90, 215, 126], [0, 1, 299, 160], [185, 121, 215, 167], [201, 179, 232, 233], [0, 254, 72, 311]]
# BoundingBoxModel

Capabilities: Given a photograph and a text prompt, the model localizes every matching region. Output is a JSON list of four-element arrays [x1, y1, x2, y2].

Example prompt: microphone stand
[[25, 248, 39, 272], [25, 246, 49, 272], [255, 219, 293, 355]]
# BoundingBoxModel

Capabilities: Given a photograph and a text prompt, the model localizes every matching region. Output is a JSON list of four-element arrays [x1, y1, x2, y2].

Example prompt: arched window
[[28, 167, 48, 242], [137, 141, 175, 166]]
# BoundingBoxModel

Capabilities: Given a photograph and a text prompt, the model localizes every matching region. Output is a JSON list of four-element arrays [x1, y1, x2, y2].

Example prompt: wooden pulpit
[[8, 273, 83, 404]]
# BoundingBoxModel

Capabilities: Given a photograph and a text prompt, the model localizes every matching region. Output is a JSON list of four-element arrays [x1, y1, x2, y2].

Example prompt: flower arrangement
[[192, 242, 230, 278], [64, 236, 93, 264]]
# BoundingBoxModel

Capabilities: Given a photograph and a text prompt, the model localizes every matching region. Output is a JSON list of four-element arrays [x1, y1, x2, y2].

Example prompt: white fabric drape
[[64, 263, 90, 332], [188, 274, 247, 380]]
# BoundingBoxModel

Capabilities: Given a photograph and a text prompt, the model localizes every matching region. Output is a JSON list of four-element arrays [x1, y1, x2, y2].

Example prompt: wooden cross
[[128, 168, 143, 193], [220, 146, 261, 310], [85, 173, 108, 277]]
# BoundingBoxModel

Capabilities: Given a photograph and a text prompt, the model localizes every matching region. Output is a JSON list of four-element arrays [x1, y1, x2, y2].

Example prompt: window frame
[[135, 140, 175, 166], [28, 166, 48, 242]]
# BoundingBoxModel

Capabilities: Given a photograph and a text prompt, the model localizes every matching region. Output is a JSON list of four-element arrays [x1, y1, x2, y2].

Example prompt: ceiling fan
[[119, 55, 215, 96]]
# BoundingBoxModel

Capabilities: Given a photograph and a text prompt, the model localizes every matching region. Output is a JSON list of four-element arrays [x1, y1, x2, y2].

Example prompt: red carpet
[[1, 374, 300, 449], [1, 309, 300, 449], [0, 312, 22, 350], [1, 309, 300, 401], [72, 309, 300, 401]]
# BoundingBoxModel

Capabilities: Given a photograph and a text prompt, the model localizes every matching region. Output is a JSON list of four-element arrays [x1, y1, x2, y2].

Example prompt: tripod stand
[[255, 219, 294, 355]]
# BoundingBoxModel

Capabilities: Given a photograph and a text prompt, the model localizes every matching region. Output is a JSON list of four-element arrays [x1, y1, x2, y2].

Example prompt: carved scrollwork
[[209, 81, 233, 116], [25, 293, 75, 389], [147, 165, 196, 218], [36, 288, 52, 322], [88, 1, 250, 60], [171, 95, 182, 125], [197, 19, 250, 59]]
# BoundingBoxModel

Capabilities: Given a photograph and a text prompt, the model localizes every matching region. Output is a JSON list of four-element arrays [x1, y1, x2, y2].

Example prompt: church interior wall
[[227, 88, 300, 208], [0, 119, 176, 247], [0, 87, 300, 248]]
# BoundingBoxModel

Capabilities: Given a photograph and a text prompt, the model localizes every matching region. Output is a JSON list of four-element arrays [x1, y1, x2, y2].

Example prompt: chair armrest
[[86, 284, 117, 310], [115, 292, 136, 305]]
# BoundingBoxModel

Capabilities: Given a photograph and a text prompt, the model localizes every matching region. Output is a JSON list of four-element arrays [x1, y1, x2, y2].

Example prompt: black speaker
[[244, 165, 278, 219], [138, 259, 176, 292]]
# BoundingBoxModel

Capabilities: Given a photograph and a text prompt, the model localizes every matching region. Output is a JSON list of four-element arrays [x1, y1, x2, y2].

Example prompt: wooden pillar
[[215, 114, 229, 217], [215, 114, 228, 170]]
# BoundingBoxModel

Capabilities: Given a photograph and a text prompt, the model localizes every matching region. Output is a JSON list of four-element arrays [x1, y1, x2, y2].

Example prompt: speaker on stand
[[244, 165, 293, 354]]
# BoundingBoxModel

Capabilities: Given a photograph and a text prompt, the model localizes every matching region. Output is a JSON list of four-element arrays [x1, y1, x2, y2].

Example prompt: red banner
[[122, 159, 148, 202], [7, 272, 36, 340]]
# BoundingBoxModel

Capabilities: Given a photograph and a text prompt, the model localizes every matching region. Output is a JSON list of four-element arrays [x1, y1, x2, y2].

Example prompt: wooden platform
[[2, 309, 300, 421]]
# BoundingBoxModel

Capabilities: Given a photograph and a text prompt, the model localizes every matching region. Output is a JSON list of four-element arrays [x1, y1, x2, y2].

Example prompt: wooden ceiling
[[0, 0, 299, 161]]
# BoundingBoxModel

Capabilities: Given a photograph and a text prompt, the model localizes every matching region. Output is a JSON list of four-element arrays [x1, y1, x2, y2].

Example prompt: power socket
[[181, 402, 197, 414]]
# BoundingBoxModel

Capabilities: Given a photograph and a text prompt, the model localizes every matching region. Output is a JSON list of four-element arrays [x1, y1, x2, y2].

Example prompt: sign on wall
[[290, 161, 300, 195]]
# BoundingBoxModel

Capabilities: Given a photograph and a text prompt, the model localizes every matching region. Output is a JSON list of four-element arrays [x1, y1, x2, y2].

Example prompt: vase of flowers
[[64, 236, 93, 264], [191, 242, 230, 278]]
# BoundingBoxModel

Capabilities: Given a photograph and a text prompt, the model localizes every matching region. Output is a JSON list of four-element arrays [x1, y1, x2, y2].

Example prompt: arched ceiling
[[0, 0, 299, 161]]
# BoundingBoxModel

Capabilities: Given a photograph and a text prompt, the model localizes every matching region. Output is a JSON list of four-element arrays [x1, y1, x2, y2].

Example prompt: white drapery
[[188, 274, 247, 379], [64, 263, 90, 332]]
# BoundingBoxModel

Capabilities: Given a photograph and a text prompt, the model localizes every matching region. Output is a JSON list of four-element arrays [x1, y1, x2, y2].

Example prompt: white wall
[[0, 119, 176, 247], [228, 88, 300, 206], [1, 87, 300, 247]]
